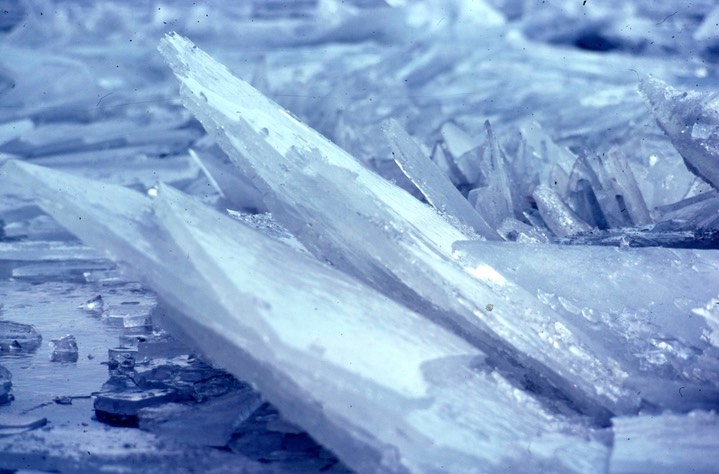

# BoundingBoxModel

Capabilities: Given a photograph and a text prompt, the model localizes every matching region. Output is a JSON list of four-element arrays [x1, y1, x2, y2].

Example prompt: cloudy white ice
[[0, 1, 718, 473]]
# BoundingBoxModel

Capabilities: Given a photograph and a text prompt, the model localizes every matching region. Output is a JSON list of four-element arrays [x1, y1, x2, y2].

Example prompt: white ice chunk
[[381, 118, 498, 238], [0, 160, 610, 473], [159, 33, 641, 418]]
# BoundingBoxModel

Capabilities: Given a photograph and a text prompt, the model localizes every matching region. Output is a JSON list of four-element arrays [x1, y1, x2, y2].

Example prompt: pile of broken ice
[[1, 1, 719, 472]]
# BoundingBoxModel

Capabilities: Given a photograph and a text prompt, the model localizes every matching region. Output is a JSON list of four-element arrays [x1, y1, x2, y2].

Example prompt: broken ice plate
[[0, 159, 609, 473], [158, 34, 640, 421], [0, 320, 42, 353], [94, 389, 178, 427]]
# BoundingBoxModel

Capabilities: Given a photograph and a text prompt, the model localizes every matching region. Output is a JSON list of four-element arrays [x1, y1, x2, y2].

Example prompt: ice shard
[[380, 118, 498, 237], [452, 240, 719, 411], [0, 160, 609, 473], [158, 34, 640, 419], [533, 185, 593, 237], [585, 149, 652, 227], [465, 122, 517, 229], [640, 77, 719, 191]]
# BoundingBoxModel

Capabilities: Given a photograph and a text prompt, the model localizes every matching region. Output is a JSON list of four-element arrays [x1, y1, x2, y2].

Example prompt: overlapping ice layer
[[1, 1, 718, 472]]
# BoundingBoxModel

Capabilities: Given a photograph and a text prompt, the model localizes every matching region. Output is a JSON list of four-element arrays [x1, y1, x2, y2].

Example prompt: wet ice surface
[[0, 274, 350, 473], [1, 0, 719, 472]]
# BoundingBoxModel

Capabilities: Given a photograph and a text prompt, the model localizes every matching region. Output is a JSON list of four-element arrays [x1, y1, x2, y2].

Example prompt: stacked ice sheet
[[1, 1, 718, 472]]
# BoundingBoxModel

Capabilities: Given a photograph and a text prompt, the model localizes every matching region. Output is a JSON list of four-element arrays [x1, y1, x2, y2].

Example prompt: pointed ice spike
[[158, 34, 641, 418], [430, 141, 463, 185], [0, 161, 610, 474], [599, 148, 651, 226], [453, 240, 719, 411], [466, 121, 516, 229], [582, 149, 652, 228], [566, 160, 609, 230], [639, 78, 719, 191], [381, 118, 499, 238], [533, 185, 593, 237]]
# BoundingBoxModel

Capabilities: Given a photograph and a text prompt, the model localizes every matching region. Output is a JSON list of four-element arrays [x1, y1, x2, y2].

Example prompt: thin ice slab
[[0, 160, 609, 473], [381, 118, 498, 237], [158, 34, 639, 419]]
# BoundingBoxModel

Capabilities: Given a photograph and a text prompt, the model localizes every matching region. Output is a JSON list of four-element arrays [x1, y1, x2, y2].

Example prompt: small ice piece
[[82, 269, 123, 284], [79, 295, 104, 314], [496, 217, 549, 243], [610, 411, 719, 474], [639, 78, 719, 191], [132, 354, 243, 402], [0, 320, 42, 353], [94, 389, 178, 427], [104, 304, 153, 329], [586, 148, 652, 227], [136, 333, 190, 359], [381, 118, 498, 238], [0, 414, 47, 436], [138, 389, 262, 447], [49, 335, 79, 363], [532, 184, 592, 237], [107, 347, 138, 375]]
